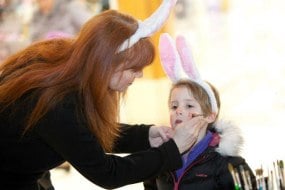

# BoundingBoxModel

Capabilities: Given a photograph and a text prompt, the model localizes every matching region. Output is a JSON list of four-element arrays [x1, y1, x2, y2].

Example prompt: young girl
[[143, 33, 257, 190]]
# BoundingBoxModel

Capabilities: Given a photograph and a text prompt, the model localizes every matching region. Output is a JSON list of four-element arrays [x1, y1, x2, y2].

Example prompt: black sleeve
[[35, 99, 182, 189], [143, 177, 158, 190], [113, 123, 152, 153]]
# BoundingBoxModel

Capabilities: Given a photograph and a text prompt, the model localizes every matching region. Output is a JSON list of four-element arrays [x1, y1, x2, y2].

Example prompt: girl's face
[[169, 86, 204, 129], [109, 69, 143, 92]]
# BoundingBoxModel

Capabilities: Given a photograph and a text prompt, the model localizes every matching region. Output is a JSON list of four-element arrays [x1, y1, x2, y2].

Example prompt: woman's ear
[[205, 112, 217, 123]]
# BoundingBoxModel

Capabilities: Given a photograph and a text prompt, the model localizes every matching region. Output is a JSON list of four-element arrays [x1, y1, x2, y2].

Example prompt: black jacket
[[144, 148, 257, 190], [144, 120, 257, 190], [0, 93, 182, 190]]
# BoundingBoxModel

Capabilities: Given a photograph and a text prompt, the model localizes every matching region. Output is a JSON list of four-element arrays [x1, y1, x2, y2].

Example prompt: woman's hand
[[149, 125, 174, 147], [173, 116, 207, 154]]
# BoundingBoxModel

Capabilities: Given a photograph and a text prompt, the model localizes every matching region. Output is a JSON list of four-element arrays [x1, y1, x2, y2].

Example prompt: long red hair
[[0, 10, 155, 152]]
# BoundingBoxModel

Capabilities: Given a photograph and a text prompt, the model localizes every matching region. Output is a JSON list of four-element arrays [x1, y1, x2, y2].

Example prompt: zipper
[[170, 155, 208, 190]]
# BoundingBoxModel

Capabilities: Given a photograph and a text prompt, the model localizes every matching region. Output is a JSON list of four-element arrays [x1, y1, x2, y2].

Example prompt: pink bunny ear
[[176, 35, 200, 80], [159, 33, 182, 82], [176, 35, 219, 113]]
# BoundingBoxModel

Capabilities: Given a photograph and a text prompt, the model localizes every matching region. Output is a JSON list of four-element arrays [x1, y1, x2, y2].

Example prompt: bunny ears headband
[[117, 0, 177, 52], [159, 33, 218, 113]]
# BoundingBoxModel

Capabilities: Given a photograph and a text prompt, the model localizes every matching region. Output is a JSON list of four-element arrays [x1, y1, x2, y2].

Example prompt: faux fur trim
[[214, 120, 244, 156]]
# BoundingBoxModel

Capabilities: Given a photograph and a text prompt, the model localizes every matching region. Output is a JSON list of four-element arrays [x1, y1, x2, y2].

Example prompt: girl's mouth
[[175, 119, 182, 125]]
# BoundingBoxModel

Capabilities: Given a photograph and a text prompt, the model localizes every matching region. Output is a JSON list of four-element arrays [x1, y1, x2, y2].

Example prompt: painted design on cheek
[[188, 112, 192, 118], [188, 113, 205, 119]]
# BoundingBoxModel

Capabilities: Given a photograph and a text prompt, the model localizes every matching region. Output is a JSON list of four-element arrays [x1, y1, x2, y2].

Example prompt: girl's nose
[[176, 108, 183, 115]]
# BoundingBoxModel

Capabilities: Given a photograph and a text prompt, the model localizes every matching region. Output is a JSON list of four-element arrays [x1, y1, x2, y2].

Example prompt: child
[[143, 33, 257, 190]]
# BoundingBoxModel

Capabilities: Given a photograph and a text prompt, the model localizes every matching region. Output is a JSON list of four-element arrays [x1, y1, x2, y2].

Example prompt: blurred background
[[1, 0, 285, 189]]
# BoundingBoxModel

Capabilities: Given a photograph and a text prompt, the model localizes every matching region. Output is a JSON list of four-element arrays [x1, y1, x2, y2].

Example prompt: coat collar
[[211, 120, 244, 156]]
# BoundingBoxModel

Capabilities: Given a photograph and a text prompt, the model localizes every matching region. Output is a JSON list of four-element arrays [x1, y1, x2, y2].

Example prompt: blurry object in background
[[85, 0, 102, 13], [100, 0, 109, 11], [85, 0, 109, 13], [0, 0, 14, 22], [0, 43, 10, 62], [30, 0, 93, 41], [175, 0, 189, 19], [255, 160, 285, 190], [37, 171, 55, 190], [205, 0, 229, 13], [0, 0, 5, 22], [56, 162, 71, 172], [45, 31, 73, 39], [0, 0, 29, 62]]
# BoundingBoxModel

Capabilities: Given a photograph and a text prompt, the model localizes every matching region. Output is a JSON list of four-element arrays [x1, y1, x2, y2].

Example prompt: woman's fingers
[[149, 125, 174, 147], [173, 117, 206, 153]]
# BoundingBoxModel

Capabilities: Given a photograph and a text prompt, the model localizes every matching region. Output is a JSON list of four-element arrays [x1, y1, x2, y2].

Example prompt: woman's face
[[169, 86, 204, 129], [109, 68, 143, 92]]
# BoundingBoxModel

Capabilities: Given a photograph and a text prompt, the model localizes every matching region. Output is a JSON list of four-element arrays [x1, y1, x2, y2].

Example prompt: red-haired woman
[[0, 8, 205, 190]]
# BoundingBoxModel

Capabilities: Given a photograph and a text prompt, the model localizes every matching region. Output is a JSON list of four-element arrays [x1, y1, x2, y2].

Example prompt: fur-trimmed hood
[[213, 120, 244, 157]]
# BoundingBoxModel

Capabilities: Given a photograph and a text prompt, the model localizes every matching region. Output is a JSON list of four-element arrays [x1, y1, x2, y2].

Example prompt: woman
[[0, 1, 205, 189]]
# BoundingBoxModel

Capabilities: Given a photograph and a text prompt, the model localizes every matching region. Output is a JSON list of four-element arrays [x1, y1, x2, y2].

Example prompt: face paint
[[169, 87, 204, 128]]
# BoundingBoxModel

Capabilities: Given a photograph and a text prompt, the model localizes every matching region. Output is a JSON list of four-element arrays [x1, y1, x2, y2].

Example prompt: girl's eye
[[170, 105, 177, 110], [187, 104, 193, 108]]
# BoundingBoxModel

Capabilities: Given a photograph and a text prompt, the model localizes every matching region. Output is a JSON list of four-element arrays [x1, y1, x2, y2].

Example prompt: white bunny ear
[[118, 0, 177, 52], [159, 33, 184, 82], [175, 35, 200, 80]]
